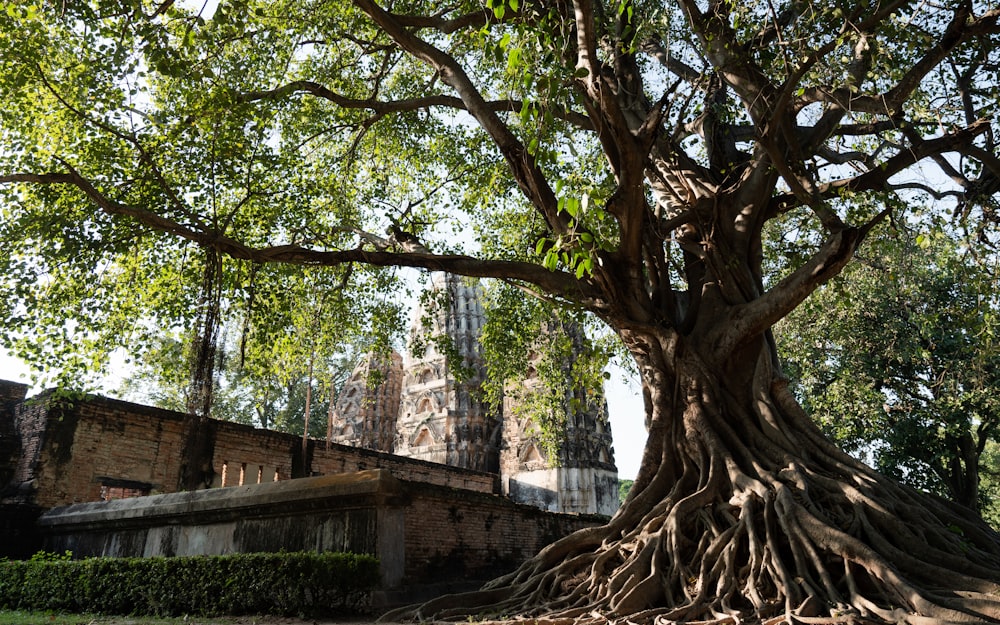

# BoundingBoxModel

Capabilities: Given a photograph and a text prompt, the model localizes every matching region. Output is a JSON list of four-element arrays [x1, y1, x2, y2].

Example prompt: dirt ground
[[91, 618, 399, 625], [215, 615, 398, 625], [46, 616, 402, 625], [199, 616, 378, 625]]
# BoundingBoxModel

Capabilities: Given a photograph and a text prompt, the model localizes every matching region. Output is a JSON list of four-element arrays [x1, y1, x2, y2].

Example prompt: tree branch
[[715, 227, 863, 359], [388, 6, 492, 33], [823, 119, 991, 197], [0, 168, 604, 309], [351, 0, 567, 235], [237, 80, 592, 128], [802, 4, 997, 118]]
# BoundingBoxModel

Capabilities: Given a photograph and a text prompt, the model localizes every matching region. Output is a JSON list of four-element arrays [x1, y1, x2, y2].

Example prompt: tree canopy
[[3, 0, 1000, 623], [776, 216, 1000, 515]]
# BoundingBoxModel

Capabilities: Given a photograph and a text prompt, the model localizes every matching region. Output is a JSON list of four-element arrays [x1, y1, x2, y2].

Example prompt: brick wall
[[36, 471, 604, 602], [399, 481, 598, 583], [3, 387, 497, 509], [5, 385, 608, 597], [9, 398, 50, 498], [0, 381, 29, 492], [17, 394, 190, 508], [0, 380, 28, 405]]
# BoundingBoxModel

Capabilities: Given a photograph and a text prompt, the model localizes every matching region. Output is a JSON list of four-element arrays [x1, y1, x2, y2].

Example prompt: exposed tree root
[[380, 369, 1000, 625]]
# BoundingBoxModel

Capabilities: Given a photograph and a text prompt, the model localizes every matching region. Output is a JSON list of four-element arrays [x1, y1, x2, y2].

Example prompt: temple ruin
[[328, 273, 619, 516]]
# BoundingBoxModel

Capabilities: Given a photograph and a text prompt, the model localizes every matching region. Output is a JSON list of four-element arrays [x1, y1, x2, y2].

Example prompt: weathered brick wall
[[0, 380, 29, 491], [36, 471, 602, 601], [5, 387, 497, 509], [211, 421, 298, 486], [0, 381, 44, 558], [400, 481, 601, 583], [0, 380, 28, 405], [209, 420, 498, 493], [21, 394, 189, 508], [9, 398, 50, 497], [309, 441, 498, 493]]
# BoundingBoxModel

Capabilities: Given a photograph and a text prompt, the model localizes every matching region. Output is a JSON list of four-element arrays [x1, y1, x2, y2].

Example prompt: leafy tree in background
[[776, 218, 1000, 516], [2, 1, 1000, 623], [618, 478, 634, 506], [117, 328, 354, 436], [983, 441, 1000, 528]]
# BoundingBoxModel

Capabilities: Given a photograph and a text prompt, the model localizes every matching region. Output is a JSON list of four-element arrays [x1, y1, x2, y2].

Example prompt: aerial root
[[381, 457, 1000, 625]]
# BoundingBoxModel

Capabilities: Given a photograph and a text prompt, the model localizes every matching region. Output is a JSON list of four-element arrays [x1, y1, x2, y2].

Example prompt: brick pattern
[[34, 470, 602, 591], [329, 351, 404, 451], [0, 380, 28, 405], [3, 390, 497, 509], [401, 481, 599, 582], [27, 399, 188, 508], [10, 400, 51, 496]]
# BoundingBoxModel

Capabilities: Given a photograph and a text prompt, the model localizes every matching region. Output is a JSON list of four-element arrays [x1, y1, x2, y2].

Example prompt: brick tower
[[328, 351, 403, 451], [331, 273, 619, 515], [394, 274, 500, 473], [499, 322, 619, 516]]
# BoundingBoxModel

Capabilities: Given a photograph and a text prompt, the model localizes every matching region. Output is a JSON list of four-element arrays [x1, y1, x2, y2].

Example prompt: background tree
[[3, 1, 1000, 623], [775, 215, 1000, 515], [480, 284, 617, 461], [618, 478, 635, 506]]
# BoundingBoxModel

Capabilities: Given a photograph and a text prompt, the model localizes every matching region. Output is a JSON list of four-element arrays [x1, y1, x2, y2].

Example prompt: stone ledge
[[38, 469, 404, 528]]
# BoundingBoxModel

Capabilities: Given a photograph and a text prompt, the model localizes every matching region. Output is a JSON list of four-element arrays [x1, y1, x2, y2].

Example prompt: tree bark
[[942, 432, 982, 513], [179, 248, 223, 491]]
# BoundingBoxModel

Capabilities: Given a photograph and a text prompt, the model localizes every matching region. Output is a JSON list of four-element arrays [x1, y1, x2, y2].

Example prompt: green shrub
[[0, 551, 379, 617]]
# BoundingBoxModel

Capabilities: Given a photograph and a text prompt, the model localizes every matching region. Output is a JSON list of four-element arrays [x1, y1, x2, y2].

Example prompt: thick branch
[[770, 119, 992, 213], [713, 227, 862, 359], [824, 119, 991, 197], [0, 170, 602, 309], [238, 80, 592, 128], [879, 2, 976, 114], [803, 4, 998, 117], [676, 0, 776, 120], [351, 0, 567, 235], [388, 6, 491, 33]]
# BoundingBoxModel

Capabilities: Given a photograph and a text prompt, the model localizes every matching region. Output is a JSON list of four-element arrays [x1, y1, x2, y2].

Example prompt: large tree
[[3, 0, 1000, 623]]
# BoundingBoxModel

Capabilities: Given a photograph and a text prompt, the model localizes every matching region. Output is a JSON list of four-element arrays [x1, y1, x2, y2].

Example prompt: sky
[[0, 349, 647, 480]]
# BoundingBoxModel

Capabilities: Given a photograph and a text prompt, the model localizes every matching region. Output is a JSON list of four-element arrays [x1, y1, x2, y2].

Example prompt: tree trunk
[[940, 433, 981, 513], [385, 325, 1000, 624], [178, 248, 223, 491]]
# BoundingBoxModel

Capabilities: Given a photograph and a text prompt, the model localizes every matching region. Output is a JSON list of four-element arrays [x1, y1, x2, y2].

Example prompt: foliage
[[981, 440, 1000, 528], [0, 611, 242, 625], [2, 0, 1000, 622], [0, 0, 406, 403], [0, 551, 379, 617], [776, 219, 1000, 512], [480, 284, 615, 461], [618, 479, 634, 506], [116, 326, 355, 436]]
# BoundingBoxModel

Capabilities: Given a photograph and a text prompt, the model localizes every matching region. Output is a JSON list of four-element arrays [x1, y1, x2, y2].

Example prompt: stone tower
[[328, 351, 403, 451], [394, 274, 500, 473], [331, 273, 618, 515], [499, 323, 619, 516]]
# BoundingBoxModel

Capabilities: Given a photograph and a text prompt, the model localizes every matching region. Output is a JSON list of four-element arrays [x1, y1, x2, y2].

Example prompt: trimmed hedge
[[0, 551, 379, 617]]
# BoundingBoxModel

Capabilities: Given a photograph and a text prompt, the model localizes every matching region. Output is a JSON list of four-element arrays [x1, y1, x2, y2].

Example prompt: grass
[[0, 612, 282, 625]]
